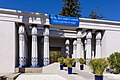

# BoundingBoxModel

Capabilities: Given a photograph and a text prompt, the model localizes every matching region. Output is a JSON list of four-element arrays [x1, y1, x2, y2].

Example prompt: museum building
[[0, 8, 120, 73]]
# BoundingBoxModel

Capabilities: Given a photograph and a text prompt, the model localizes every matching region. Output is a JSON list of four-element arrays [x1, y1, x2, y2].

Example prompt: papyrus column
[[72, 40, 77, 58], [31, 27, 38, 67], [43, 26, 49, 66], [65, 39, 70, 58], [86, 30, 92, 64], [81, 42, 84, 58], [18, 24, 27, 68], [95, 31, 102, 58], [76, 29, 82, 58]]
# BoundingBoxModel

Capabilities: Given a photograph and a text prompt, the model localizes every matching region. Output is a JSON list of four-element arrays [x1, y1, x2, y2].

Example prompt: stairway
[[15, 68, 42, 73], [0, 73, 20, 80]]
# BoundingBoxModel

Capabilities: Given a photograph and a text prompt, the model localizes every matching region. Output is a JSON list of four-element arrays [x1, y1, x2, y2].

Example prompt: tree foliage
[[107, 52, 120, 74], [88, 7, 104, 19], [59, 0, 81, 17]]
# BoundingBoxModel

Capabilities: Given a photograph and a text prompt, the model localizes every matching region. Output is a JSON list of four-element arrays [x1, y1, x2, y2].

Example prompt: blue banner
[[49, 15, 79, 26]]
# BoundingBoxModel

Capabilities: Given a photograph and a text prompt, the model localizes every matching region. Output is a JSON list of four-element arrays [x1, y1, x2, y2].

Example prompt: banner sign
[[49, 15, 79, 26]]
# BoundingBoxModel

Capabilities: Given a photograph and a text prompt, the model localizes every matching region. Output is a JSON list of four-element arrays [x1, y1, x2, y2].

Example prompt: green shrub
[[89, 58, 108, 75], [57, 57, 64, 65], [50, 51, 61, 63], [107, 52, 120, 74], [64, 58, 75, 68], [89, 59, 97, 74], [78, 58, 85, 65]]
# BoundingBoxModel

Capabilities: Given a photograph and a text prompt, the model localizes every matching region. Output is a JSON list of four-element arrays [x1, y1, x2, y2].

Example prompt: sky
[[0, 0, 120, 21]]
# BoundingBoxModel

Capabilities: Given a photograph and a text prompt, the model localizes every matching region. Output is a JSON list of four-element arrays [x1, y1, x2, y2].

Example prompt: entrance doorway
[[49, 47, 62, 64]]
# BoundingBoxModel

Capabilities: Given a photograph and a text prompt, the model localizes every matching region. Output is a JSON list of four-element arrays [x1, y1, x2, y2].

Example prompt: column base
[[18, 65, 26, 68], [19, 57, 27, 68], [43, 58, 49, 66], [31, 57, 38, 68], [30, 65, 39, 68]]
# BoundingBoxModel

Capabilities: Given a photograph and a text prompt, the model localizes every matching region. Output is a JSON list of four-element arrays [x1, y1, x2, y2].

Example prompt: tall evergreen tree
[[59, 0, 81, 17], [88, 7, 104, 19]]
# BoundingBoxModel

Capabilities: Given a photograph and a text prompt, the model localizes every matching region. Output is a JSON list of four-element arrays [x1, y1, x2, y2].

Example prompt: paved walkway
[[16, 74, 67, 80], [42, 63, 84, 80], [15, 62, 120, 80]]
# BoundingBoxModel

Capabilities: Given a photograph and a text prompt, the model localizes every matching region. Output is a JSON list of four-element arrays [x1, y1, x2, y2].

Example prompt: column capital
[[96, 31, 102, 40], [73, 40, 77, 45], [86, 30, 92, 39], [44, 26, 49, 36], [32, 27, 37, 36], [76, 30, 82, 38], [65, 39, 70, 45], [18, 25, 25, 35]]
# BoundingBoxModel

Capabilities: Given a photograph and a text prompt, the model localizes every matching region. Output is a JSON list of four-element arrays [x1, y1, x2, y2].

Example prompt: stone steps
[[0, 73, 6, 80], [0, 73, 20, 80], [15, 68, 42, 73]]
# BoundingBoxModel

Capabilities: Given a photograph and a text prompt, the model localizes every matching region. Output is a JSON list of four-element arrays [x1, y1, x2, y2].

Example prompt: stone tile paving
[[16, 62, 120, 80]]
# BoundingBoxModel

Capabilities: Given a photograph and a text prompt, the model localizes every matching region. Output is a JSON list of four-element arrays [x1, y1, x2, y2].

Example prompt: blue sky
[[0, 0, 120, 21]]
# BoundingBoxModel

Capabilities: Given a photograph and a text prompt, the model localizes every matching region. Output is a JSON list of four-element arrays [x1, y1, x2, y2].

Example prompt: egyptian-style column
[[72, 40, 77, 58], [86, 30, 92, 64], [43, 25, 49, 66], [76, 29, 82, 58], [84, 40, 87, 52], [81, 42, 84, 58], [31, 27, 38, 67], [65, 39, 70, 58], [18, 24, 27, 68], [95, 31, 102, 58]]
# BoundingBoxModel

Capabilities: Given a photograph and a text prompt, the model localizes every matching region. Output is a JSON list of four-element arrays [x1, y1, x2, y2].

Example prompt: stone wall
[[0, 21, 16, 73]]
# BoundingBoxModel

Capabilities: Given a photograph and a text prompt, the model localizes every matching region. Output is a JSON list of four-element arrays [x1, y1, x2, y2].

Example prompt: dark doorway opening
[[49, 47, 62, 64]]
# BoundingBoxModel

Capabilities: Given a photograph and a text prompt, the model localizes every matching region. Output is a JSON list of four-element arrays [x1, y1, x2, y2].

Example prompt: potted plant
[[57, 57, 64, 70], [78, 58, 85, 70], [89, 58, 108, 80], [64, 58, 75, 74], [89, 59, 96, 74]]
